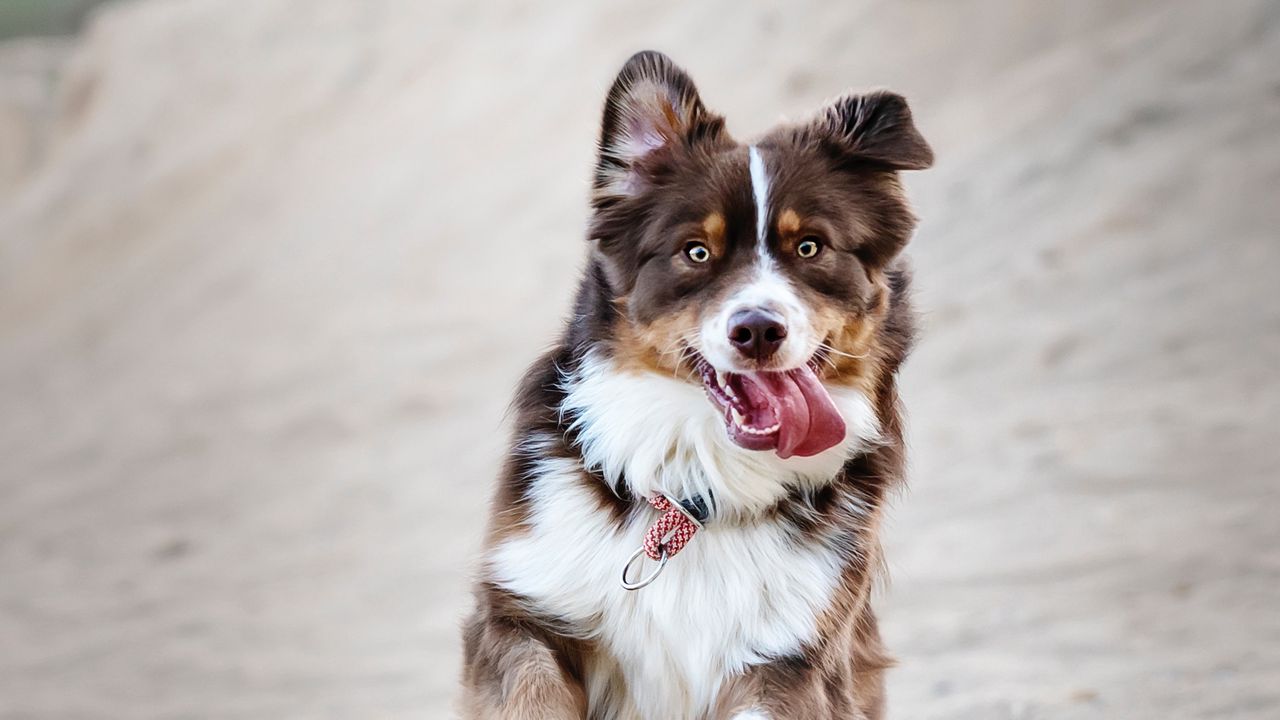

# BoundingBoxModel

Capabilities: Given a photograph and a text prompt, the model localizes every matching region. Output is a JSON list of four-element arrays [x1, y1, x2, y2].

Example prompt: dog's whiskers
[[654, 330, 703, 381], [817, 342, 869, 361]]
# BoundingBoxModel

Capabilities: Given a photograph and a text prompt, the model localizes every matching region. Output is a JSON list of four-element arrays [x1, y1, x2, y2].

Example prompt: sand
[[1, 0, 1277, 717]]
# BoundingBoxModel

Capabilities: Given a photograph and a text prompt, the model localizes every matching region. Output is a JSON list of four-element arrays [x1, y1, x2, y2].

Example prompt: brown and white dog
[[461, 51, 932, 719]]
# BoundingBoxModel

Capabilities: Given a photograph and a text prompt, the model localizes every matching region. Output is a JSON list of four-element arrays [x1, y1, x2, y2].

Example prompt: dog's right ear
[[593, 51, 726, 205], [813, 91, 934, 171]]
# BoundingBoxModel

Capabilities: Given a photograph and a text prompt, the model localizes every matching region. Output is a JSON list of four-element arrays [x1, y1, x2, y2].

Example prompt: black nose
[[728, 309, 788, 361]]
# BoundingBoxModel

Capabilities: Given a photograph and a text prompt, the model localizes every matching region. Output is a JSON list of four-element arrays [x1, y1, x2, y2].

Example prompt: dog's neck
[[560, 349, 882, 523]]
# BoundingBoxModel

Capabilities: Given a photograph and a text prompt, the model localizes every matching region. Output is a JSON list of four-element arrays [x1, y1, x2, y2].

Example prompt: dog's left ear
[[814, 91, 933, 171], [593, 51, 726, 204]]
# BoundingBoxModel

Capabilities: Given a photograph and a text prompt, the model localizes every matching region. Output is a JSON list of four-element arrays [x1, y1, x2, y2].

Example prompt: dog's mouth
[[694, 354, 846, 459]]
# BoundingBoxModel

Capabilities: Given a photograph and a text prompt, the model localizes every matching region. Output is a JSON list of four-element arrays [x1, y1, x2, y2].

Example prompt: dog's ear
[[593, 51, 726, 203], [813, 91, 933, 171]]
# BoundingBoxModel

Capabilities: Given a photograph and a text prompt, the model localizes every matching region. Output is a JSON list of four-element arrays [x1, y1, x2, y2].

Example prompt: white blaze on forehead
[[748, 145, 772, 263], [698, 145, 816, 372]]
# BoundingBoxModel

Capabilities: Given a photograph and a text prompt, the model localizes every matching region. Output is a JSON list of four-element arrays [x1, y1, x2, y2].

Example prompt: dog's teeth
[[731, 408, 745, 425], [716, 370, 727, 389], [739, 422, 781, 436]]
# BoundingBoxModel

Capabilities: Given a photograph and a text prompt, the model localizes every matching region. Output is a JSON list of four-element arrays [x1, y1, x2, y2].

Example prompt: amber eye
[[797, 237, 822, 258], [684, 241, 711, 263]]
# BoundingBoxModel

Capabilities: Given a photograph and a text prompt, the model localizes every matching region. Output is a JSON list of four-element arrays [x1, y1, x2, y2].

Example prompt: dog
[[461, 50, 932, 719]]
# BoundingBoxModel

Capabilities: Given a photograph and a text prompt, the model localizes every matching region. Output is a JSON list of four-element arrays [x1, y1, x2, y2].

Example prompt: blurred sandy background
[[1, 1, 1278, 718]]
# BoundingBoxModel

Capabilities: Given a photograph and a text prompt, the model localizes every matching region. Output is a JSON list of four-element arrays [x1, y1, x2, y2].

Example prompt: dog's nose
[[728, 309, 788, 361]]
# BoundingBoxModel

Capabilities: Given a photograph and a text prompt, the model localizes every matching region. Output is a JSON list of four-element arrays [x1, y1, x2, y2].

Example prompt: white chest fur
[[489, 454, 842, 718], [488, 356, 880, 718]]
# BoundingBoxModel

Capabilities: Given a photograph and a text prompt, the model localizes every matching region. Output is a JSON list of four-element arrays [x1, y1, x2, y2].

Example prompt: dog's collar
[[611, 480, 712, 525], [672, 493, 712, 526], [619, 492, 711, 591]]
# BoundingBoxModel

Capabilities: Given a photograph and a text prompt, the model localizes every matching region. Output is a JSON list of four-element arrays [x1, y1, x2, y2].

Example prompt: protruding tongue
[[739, 366, 846, 458]]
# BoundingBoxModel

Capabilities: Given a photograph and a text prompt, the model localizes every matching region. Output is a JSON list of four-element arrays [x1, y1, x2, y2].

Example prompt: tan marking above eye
[[776, 208, 814, 256], [701, 212, 726, 256], [777, 208, 803, 236], [702, 212, 725, 239]]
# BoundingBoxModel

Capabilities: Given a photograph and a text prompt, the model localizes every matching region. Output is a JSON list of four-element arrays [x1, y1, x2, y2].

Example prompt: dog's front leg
[[710, 666, 820, 720], [460, 614, 586, 720], [711, 658, 883, 720]]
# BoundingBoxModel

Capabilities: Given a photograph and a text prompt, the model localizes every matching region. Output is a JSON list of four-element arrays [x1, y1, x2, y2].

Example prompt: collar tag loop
[[620, 494, 702, 591]]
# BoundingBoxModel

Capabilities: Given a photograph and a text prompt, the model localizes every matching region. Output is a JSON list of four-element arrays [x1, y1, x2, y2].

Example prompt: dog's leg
[[711, 663, 832, 720], [711, 617, 890, 720], [847, 608, 890, 720], [711, 668, 877, 720], [460, 613, 586, 720]]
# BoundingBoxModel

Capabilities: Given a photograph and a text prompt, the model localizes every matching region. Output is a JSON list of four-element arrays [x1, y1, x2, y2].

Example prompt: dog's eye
[[797, 238, 822, 259], [684, 241, 711, 263]]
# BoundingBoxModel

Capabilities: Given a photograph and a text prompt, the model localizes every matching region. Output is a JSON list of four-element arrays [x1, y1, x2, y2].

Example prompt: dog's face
[[588, 52, 931, 459]]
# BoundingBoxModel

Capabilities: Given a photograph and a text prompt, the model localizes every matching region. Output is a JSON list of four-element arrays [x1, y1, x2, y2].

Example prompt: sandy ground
[[1, 1, 1277, 718]]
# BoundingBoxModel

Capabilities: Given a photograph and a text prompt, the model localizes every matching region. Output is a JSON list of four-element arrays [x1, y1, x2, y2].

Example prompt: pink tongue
[[740, 366, 846, 458]]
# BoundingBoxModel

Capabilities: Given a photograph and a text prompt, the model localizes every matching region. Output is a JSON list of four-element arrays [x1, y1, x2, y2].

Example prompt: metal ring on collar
[[620, 545, 668, 591]]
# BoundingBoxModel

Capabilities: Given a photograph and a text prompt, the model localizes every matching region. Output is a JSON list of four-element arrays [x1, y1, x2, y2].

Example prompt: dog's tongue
[[740, 366, 846, 458]]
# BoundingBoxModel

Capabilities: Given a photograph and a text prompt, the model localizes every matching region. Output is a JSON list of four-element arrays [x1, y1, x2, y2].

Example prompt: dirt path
[[1, 1, 1277, 717]]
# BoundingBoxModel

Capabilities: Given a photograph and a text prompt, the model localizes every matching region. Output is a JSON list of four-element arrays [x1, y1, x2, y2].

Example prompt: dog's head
[[587, 51, 931, 460]]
